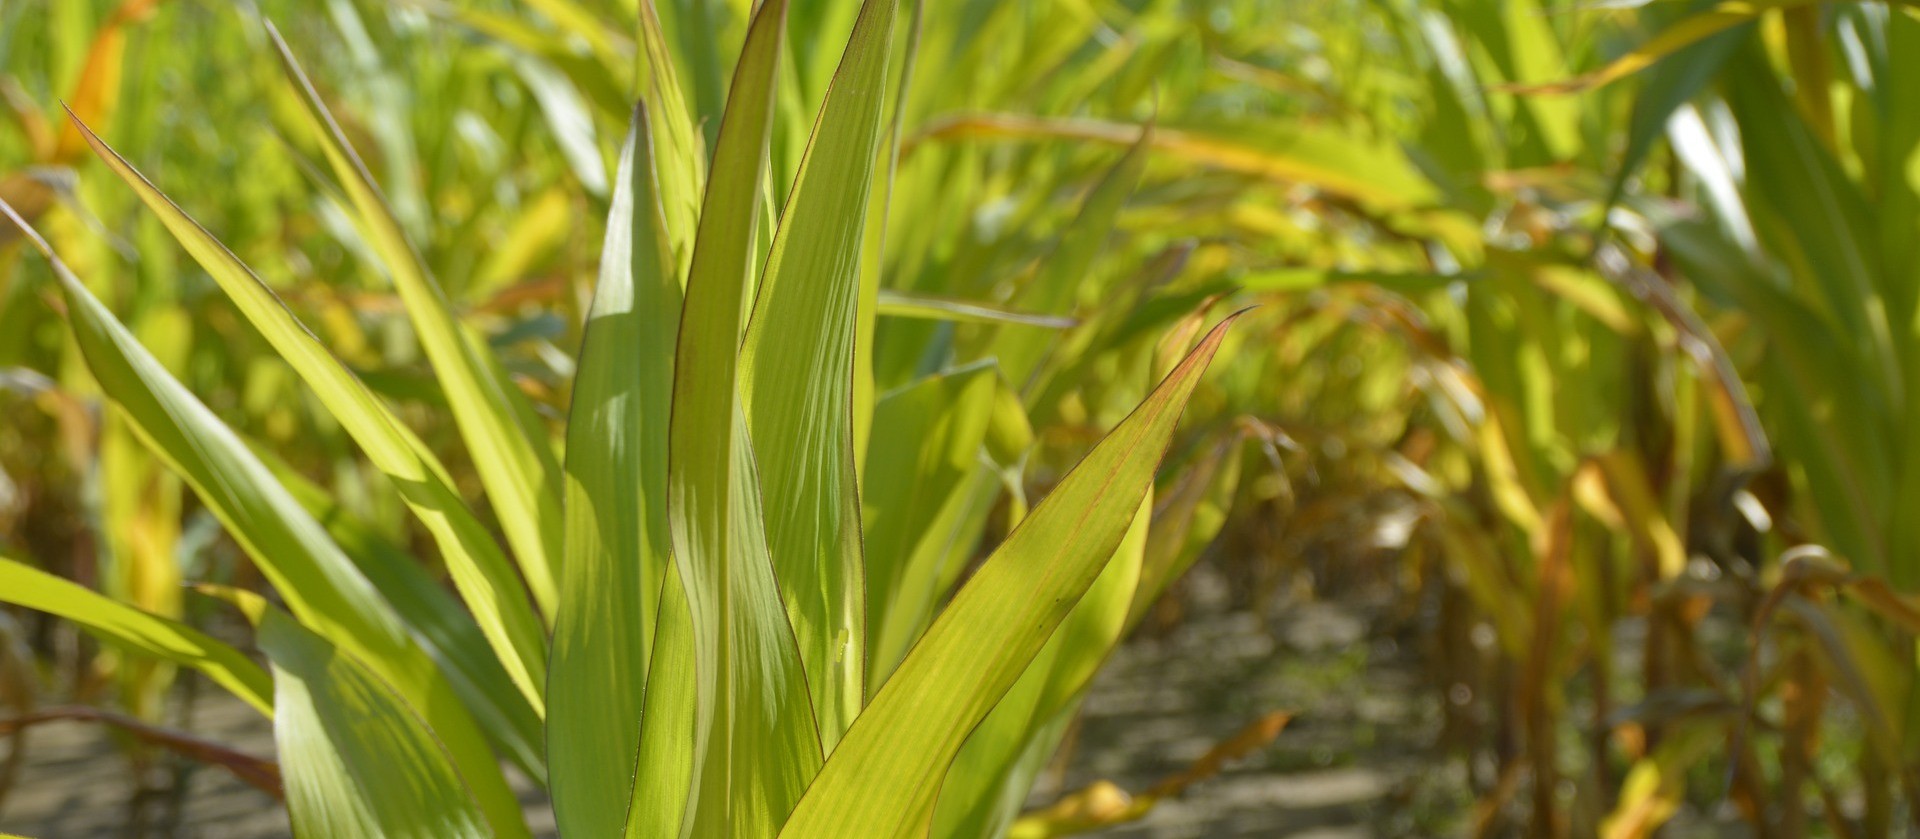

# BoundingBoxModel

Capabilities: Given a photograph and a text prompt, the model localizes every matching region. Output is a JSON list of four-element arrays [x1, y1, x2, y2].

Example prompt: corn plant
[[0, 0, 1248, 836], [1180, 0, 1920, 832]]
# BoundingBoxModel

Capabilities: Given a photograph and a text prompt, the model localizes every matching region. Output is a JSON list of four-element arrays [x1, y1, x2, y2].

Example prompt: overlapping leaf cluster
[[0, 0, 1246, 836], [5, 0, 1920, 836]]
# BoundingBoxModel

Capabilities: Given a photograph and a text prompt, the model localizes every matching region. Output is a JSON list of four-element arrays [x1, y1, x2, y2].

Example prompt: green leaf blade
[[239, 596, 490, 839], [778, 312, 1243, 839], [932, 494, 1150, 839], [861, 362, 999, 690], [740, 0, 898, 749], [0, 557, 272, 716], [2, 203, 530, 839], [266, 24, 567, 621], [658, 0, 825, 834], [71, 114, 550, 718], [549, 107, 684, 837]]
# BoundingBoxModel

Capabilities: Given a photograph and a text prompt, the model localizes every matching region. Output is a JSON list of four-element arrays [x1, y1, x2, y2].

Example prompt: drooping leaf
[[0, 201, 531, 839], [913, 113, 1438, 209], [72, 115, 550, 717], [1496, 0, 1810, 95], [0, 556, 271, 716], [267, 24, 567, 620]]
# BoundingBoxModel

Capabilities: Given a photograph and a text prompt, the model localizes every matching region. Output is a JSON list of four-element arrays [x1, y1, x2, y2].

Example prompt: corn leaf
[[851, 0, 923, 469], [549, 107, 682, 836], [224, 592, 490, 839], [266, 24, 567, 619], [875, 289, 1077, 328], [0, 202, 531, 839], [71, 115, 550, 717], [663, 0, 824, 834], [740, 0, 897, 750], [981, 132, 1150, 393], [933, 493, 1151, 839], [0, 556, 271, 716], [913, 113, 1438, 209], [778, 311, 1241, 839], [862, 362, 1000, 690], [269, 459, 545, 783], [636, 0, 706, 272], [1499, 0, 1811, 96], [624, 573, 697, 839]]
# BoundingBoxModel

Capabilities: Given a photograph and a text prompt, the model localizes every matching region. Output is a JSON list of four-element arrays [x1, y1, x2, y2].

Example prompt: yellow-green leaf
[[933, 494, 1151, 839], [740, 0, 897, 750], [862, 362, 1000, 690], [267, 24, 567, 620], [0, 556, 271, 716], [875, 289, 1077, 328], [661, 0, 823, 834], [778, 312, 1242, 839], [549, 106, 683, 837], [72, 114, 550, 717], [228, 592, 490, 839], [1, 201, 530, 839]]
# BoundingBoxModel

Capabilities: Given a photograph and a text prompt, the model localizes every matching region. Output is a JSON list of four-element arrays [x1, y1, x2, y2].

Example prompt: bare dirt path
[[1044, 573, 1469, 837]]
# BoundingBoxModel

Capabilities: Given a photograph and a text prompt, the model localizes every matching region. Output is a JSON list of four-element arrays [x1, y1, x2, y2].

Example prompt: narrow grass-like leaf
[[1496, 0, 1811, 95], [0, 202, 530, 839], [852, 0, 924, 468], [265, 457, 546, 782], [221, 593, 489, 839], [549, 107, 682, 837], [875, 289, 1077, 328], [912, 114, 1437, 209], [72, 115, 550, 717], [981, 132, 1150, 393], [0, 556, 272, 716], [739, 0, 897, 750], [266, 24, 567, 620], [514, 56, 608, 197], [396, 0, 628, 116], [637, 0, 706, 273], [778, 312, 1242, 839], [932, 494, 1151, 839], [624, 573, 696, 839], [663, 0, 824, 834], [862, 362, 999, 689]]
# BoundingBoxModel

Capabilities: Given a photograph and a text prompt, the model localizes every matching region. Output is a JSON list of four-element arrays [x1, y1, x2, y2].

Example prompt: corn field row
[[0, 0, 1917, 836]]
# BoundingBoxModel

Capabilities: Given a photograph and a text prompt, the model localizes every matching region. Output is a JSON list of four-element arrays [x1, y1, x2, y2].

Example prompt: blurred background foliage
[[3, 0, 1920, 835]]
